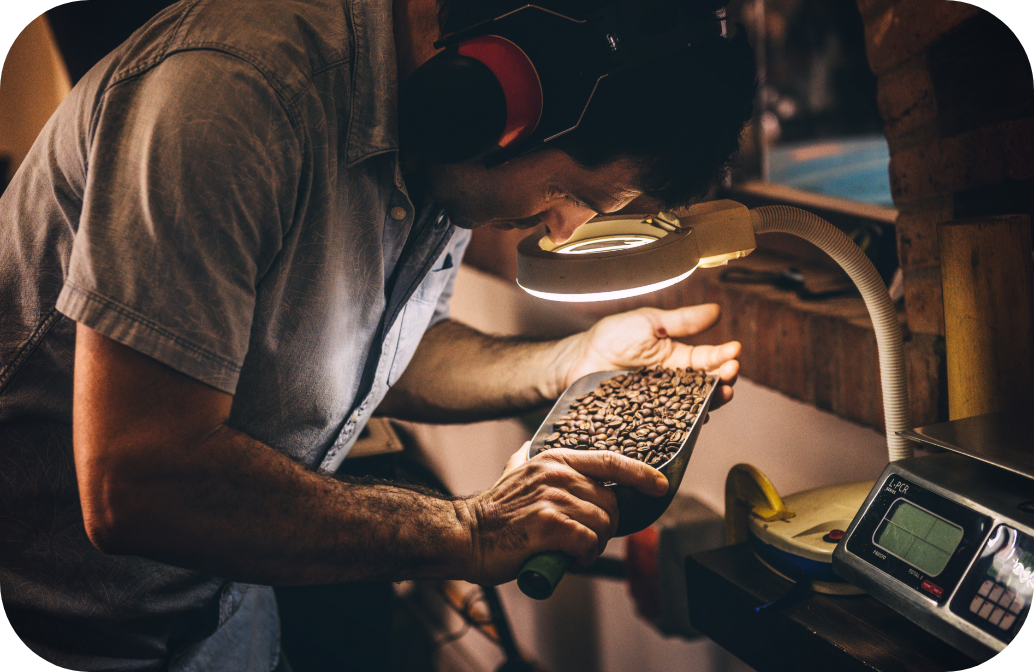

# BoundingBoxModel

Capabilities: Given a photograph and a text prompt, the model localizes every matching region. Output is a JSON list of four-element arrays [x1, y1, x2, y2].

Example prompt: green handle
[[517, 551, 573, 600]]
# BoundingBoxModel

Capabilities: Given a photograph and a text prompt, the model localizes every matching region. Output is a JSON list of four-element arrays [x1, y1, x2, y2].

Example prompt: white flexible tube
[[750, 206, 913, 462]]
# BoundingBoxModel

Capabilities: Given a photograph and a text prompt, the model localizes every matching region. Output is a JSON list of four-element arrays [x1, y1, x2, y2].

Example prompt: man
[[0, 0, 756, 669]]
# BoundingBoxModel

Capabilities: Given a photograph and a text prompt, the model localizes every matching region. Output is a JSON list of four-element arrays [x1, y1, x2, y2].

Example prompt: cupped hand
[[458, 443, 668, 586], [559, 304, 741, 412]]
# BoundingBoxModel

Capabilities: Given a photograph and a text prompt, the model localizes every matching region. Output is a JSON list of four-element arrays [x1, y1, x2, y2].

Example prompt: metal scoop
[[517, 368, 720, 599]]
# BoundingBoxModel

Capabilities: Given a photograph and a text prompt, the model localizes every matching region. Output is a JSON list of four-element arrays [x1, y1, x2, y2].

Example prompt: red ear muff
[[399, 35, 542, 164], [401, 1, 724, 165], [455, 35, 542, 150]]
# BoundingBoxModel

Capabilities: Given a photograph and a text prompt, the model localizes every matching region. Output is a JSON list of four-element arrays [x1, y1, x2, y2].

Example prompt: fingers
[[715, 357, 740, 384], [521, 451, 667, 567], [688, 341, 741, 374], [646, 304, 721, 339], [472, 448, 670, 582], [703, 358, 738, 412], [547, 490, 617, 562], [639, 305, 741, 374], [539, 448, 669, 497]]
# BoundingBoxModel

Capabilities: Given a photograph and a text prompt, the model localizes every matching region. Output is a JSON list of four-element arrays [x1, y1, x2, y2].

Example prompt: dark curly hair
[[436, 0, 758, 209]]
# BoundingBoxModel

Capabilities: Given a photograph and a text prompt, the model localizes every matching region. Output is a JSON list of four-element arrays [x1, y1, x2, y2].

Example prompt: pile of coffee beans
[[539, 367, 715, 466]]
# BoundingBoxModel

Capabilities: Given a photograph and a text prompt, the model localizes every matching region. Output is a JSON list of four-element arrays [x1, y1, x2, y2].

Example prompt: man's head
[[409, 0, 757, 237], [425, 149, 642, 244]]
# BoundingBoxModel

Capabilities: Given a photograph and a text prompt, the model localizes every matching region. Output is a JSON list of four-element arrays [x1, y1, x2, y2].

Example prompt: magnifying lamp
[[516, 200, 757, 302], [515, 199, 913, 598], [516, 199, 911, 461]]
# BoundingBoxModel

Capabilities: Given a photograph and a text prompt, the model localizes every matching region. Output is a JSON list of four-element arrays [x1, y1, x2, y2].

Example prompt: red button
[[826, 529, 845, 542], [921, 580, 944, 598]]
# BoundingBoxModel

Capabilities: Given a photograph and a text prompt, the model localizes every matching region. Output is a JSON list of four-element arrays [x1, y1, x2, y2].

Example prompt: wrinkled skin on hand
[[456, 303, 740, 587], [458, 443, 667, 586]]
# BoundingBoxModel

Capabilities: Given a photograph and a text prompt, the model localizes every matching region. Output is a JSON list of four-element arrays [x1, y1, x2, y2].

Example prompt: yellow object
[[724, 463, 795, 546], [724, 464, 875, 595], [748, 480, 875, 564]]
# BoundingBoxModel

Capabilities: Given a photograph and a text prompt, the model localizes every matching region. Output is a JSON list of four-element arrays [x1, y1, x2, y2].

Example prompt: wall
[[856, 0, 1034, 420], [0, 15, 70, 187]]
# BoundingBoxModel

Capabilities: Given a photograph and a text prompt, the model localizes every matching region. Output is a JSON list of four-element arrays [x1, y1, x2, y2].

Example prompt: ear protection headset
[[398, 1, 730, 166]]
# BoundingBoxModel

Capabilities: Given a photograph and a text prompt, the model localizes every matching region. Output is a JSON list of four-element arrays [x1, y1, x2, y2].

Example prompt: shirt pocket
[[386, 251, 456, 386]]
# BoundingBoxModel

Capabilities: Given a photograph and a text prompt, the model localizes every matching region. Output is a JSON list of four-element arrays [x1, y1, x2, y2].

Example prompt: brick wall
[[858, 0, 1034, 422]]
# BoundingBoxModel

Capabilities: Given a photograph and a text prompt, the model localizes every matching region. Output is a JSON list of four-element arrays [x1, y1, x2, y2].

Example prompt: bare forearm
[[73, 317, 706, 591], [377, 319, 582, 422], [86, 423, 473, 586]]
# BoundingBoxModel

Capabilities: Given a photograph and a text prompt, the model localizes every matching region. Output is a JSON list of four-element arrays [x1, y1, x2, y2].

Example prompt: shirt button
[[390, 206, 407, 221]]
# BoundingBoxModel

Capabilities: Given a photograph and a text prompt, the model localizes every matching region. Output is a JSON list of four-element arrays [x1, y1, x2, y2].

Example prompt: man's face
[[424, 150, 642, 244]]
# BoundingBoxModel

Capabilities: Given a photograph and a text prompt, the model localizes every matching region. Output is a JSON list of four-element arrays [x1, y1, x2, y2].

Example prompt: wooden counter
[[684, 544, 980, 672]]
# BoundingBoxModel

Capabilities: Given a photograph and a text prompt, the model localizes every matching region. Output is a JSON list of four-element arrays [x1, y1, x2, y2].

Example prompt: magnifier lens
[[555, 234, 659, 255]]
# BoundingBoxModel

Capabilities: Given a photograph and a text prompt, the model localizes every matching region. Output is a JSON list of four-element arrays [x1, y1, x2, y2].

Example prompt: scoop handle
[[517, 551, 572, 599]]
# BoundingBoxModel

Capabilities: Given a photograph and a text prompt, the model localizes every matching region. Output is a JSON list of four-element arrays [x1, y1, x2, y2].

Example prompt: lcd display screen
[[874, 500, 965, 576]]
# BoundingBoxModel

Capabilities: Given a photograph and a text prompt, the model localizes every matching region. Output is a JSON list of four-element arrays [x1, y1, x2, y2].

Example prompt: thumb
[[502, 441, 532, 476]]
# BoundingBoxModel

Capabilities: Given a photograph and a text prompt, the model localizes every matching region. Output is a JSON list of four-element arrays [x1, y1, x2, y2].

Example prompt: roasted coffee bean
[[538, 366, 715, 464]]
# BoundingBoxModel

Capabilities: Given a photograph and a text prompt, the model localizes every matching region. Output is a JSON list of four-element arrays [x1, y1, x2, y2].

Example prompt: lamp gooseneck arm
[[749, 206, 913, 462]]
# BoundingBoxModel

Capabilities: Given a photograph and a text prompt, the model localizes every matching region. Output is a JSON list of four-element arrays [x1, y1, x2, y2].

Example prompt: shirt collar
[[344, 0, 404, 167]]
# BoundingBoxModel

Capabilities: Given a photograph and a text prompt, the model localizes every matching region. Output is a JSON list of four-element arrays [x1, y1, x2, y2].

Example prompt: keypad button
[[999, 591, 1015, 609], [989, 585, 1004, 602], [1009, 596, 1024, 614], [979, 602, 995, 619], [970, 596, 985, 613], [1001, 614, 1017, 630], [989, 607, 1005, 626], [978, 580, 993, 597]]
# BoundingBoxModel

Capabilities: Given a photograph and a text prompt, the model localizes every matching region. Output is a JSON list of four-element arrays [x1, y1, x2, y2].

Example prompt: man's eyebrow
[[557, 189, 603, 215], [578, 194, 606, 214], [590, 188, 640, 214], [564, 181, 639, 215]]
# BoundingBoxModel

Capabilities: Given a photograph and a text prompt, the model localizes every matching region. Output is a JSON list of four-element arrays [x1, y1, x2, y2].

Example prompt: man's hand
[[378, 303, 740, 424], [455, 443, 668, 586], [556, 304, 740, 412]]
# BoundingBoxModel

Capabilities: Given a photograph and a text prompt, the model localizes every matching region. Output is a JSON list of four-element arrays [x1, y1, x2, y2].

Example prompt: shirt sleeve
[[57, 50, 302, 394]]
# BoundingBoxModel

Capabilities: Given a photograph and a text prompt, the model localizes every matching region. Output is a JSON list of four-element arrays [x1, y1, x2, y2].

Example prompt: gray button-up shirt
[[0, 0, 468, 669]]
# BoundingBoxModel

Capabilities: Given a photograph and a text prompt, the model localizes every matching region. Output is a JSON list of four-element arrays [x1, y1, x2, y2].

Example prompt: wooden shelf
[[684, 544, 979, 672]]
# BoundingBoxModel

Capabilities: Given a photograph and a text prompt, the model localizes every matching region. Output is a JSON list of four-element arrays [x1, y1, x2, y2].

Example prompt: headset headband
[[399, 1, 731, 165]]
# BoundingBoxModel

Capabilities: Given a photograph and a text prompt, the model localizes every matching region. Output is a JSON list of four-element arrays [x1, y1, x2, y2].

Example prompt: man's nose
[[540, 202, 597, 244]]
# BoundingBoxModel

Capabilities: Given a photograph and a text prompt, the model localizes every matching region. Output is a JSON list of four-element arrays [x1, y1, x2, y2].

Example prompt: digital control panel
[[832, 453, 1034, 662], [949, 524, 1033, 641], [844, 474, 990, 604]]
